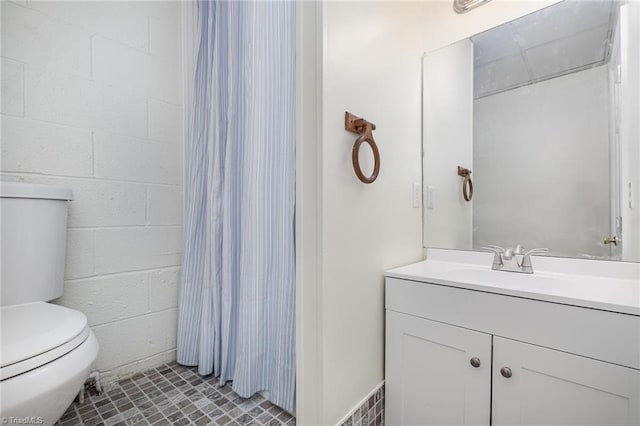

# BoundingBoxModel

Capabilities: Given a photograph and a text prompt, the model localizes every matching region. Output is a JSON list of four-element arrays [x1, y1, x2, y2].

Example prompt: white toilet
[[0, 182, 99, 426]]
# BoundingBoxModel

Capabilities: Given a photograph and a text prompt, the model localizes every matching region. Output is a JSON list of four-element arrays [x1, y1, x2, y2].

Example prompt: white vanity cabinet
[[386, 311, 491, 425], [385, 271, 640, 426], [491, 337, 639, 426]]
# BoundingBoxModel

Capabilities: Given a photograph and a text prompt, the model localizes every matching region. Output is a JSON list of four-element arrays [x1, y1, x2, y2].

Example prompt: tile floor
[[55, 361, 296, 426]]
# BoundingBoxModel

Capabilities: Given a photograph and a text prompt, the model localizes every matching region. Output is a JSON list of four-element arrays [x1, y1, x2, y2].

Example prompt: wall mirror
[[422, 0, 639, 262]]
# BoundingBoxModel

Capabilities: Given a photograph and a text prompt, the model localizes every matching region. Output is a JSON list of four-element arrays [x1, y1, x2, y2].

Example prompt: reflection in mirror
[[422, 0, 640, 262]]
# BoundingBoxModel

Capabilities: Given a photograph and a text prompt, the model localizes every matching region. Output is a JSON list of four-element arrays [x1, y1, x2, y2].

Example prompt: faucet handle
[[523, 248, 548, 257], [481, 246, 504, 268], [521, 248, 548, 271], [514, 244, 525, 255]]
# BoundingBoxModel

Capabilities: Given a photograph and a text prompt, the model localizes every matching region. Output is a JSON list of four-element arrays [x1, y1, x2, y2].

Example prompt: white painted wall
[[473, 66, 610, 258], [295, 1, 323, 423], [311, 2, 425, 424], [619, 2, 640, 262], [1, 1, 184, 381], [423, 39, 474, 250]]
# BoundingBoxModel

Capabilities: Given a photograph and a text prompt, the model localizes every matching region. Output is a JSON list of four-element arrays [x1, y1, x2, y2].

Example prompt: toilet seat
[[1, 302, 90, 381]]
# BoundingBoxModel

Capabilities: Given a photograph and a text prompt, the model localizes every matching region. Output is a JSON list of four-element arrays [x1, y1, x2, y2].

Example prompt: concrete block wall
[[1, 0, 184, 381]]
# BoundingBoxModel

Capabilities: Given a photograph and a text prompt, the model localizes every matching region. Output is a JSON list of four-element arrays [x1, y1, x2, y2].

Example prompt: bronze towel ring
[[457, 166, 473, 202], [345, 112, 380, 184]]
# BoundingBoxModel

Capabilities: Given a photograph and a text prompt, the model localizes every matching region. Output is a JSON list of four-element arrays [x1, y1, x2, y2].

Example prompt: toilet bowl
[[0, 182, 99, 426], [1, 302, 99, 426]]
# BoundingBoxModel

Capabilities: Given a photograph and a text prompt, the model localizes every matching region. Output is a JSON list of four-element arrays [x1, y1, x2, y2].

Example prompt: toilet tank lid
[[0, 182, 73, 201]]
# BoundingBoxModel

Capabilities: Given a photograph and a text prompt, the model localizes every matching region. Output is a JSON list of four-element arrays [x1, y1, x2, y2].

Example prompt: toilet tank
[[1, 182, 73, 306]]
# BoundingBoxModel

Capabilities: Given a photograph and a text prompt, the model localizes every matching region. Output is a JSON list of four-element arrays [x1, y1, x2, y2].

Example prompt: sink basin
[[446, 268, 570, 289]]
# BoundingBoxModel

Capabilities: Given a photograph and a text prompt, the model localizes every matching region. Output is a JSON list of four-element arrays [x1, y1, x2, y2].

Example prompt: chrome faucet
[[482, 245, 548, 274]]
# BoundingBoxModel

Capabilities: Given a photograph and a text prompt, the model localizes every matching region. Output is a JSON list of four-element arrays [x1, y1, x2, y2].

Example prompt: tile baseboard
[[337, 381, 385, 426]]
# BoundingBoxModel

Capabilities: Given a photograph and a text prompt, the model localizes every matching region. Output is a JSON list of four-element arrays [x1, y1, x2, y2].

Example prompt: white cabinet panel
[[385, 311, 491, 426], [492, 337, 640, 426]]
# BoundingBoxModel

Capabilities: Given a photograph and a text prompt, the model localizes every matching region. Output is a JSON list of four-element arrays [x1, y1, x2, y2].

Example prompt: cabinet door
[[493, 336, 640, 426], [385, 311, 491, 426]]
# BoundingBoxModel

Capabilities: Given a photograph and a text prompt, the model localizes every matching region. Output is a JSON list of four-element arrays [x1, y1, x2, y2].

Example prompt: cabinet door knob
[[470, 357, 481, 368], [500, 367, 513, 378]]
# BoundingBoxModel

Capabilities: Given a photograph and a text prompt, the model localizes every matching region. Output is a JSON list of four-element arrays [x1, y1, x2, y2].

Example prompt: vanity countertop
[[386, 249, 640, 316]]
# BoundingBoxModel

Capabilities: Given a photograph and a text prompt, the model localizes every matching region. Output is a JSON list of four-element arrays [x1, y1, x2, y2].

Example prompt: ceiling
[[472, 0, 617, 99]]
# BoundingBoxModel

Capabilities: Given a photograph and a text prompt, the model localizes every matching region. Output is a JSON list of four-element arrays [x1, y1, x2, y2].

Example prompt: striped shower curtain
[[177, 0, 296, 413]]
